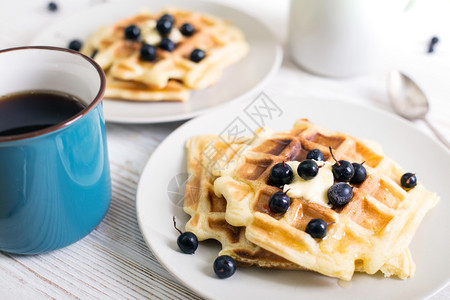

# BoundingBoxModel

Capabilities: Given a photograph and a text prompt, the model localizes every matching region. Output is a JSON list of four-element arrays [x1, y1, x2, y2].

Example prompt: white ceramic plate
[[31, 0, 282, 123], [136, 96, 449, 300]]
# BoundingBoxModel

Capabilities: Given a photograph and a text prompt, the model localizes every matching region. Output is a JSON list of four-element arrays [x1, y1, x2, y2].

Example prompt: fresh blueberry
[[297, 159, 319, 180], [329, 147, 354, 181], [180, 23, 195, 36], [328, 183, 353, 206], [269, 191, 290, 214], [306, 149, 324, 161], [159, 13, 174, 23], [124, 25, 140, 40], [332, 160, 354, 182], [269, 162, 294, 187], [401, 172, 417, 188], [428, 36, 439, 53], [156, 16, 173, 35], [213, 255, 237, 279], [305, 218, 327, 239], [350, 162, 367, 184], [177, 232, 198, 254], [159, 38, 175, 52], [47, 2, 58, 12], [68, 39, 82, 51], [140, 43, 157, 62], [190, 49, 205, 63]]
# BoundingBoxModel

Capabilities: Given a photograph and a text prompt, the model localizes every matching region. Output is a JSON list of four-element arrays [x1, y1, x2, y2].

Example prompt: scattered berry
[[401, 173, 417, 188], [306, 149, 324, 161], [269, 191, 291, 214], [124, 25, 141, 40], [156, 15, 173, 35], [328, 182, 353, 206], [159, 38, 175, 52], [190, 49, 205, 63], [68, 39, 82, 51], [177, 232, 198, 254], [47, 2, 58, 12], [213, 255, 237, 279], [173, 216, 198, 254], [269, 162, 293, 187], [140, 43, 157, 62], [180, 23, 195, 36], [297, 159, 319, 180], [350, 162, 367, 184], [329, 147, 354, 182], [305, 218, 327, 239], [428, 36, 439, 53]]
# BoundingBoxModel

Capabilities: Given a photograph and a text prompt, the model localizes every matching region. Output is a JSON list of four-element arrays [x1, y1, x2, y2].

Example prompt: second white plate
[[136, 95, 449, 300], [31, 0, 282, 123]]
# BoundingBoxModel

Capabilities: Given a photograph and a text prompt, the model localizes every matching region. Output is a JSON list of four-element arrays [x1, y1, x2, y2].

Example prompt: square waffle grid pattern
[[81, 8, 249, 102], [184, 135, 301, 269], [213, 119, 438, 280]]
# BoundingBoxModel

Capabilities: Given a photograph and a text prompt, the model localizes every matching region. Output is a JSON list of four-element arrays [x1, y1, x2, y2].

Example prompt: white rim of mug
[[0, 46, 106, 142]]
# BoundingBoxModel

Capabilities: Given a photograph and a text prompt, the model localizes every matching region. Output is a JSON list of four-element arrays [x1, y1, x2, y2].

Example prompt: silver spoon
[[388, 70, 449, 149]]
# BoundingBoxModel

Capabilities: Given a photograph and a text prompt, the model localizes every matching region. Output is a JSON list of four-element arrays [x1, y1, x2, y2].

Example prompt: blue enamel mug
[[0, 47, 111, 254]]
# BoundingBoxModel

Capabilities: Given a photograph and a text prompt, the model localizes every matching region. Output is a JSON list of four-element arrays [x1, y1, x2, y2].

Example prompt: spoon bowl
[[388, 70, 429, 119], [387, 70, 449, 148]]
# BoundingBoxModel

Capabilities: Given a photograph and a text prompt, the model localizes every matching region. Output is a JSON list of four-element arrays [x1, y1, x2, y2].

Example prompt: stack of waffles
[[183, 119, 439, 280], [81, 8, 249, 102]]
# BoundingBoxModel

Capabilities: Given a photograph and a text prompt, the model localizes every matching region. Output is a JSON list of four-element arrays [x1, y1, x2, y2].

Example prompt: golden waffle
[[184, 135, 300, 269], [81, 8, 248, 101], [105, 76, 190, 102], [213, 119, 439, 280], [184, 133, 417, 277]]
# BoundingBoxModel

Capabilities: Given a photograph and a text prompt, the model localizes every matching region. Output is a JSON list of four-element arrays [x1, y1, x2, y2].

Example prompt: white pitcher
[[289, 0, 406, 77]]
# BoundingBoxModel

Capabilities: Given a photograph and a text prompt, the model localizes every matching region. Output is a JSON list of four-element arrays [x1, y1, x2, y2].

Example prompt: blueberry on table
[[68, 39, 82, 51], [140, 43, 157, 62], [329, 147, 354, 182], [306, 149, 324, 161], [328, 182, 353, 207], [190, 49, 205, 63], [269, 191, 291, 214], [180, 23, 195, 37], [305, 218, 327, 239], [124, 25, 140, 40], [173, 216, 198, 254], [213, 255, 237, 279], [350, 162, 367, 184], [159, 38, 175, 52], [428, 36, 439, 53], [297, 159, 319, 180], [269, 161, 294, 187], [47, 2, 58, 12], [401, 172, 417, 188]]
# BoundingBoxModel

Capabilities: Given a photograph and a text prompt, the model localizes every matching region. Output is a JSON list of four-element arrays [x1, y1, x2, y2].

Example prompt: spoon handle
[[422, 117, 450, 149]]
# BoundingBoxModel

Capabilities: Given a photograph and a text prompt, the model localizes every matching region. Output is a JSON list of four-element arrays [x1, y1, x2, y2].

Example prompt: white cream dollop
[[141, 20, 183, 46], [283, 160, 334, 208], [168, 28, 183, 44], [141, 20, 161, 45]]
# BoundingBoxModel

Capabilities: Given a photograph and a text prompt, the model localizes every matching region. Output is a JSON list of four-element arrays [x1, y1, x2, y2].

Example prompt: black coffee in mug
[[0, 90, 86, 136]]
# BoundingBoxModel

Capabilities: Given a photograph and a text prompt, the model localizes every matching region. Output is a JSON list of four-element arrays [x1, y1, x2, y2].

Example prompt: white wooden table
[[0, 0, 449, 298]]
